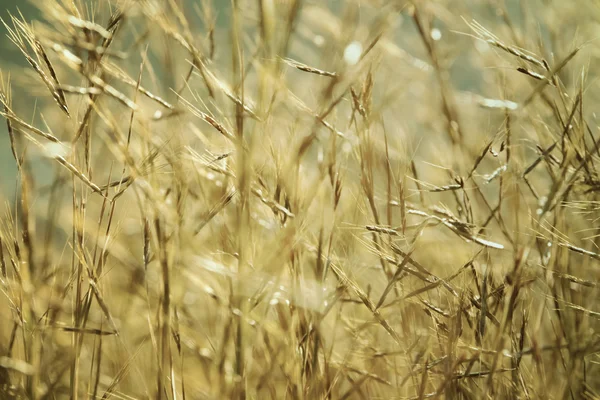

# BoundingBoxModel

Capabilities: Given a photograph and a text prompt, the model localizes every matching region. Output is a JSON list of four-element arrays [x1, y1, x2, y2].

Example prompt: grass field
[[0, 0, 599, 398]]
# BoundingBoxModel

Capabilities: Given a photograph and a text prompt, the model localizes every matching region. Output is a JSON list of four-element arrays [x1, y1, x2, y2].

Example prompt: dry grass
[[0, 0, 599, 398]]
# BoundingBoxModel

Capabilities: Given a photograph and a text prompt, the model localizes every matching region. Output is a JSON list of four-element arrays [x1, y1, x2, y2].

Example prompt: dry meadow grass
[[0, 0, 599, 398]]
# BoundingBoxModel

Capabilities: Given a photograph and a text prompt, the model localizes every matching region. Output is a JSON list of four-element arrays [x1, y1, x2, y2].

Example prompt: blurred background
[[0, 1, 233, 199], [0, 1, 38, 199], [0, 0, 550, 200]]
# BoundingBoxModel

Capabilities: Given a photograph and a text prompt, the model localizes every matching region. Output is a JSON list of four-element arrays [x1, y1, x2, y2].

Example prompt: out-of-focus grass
[[0, 1, 38, 199], [0, 1, 599, 399]]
